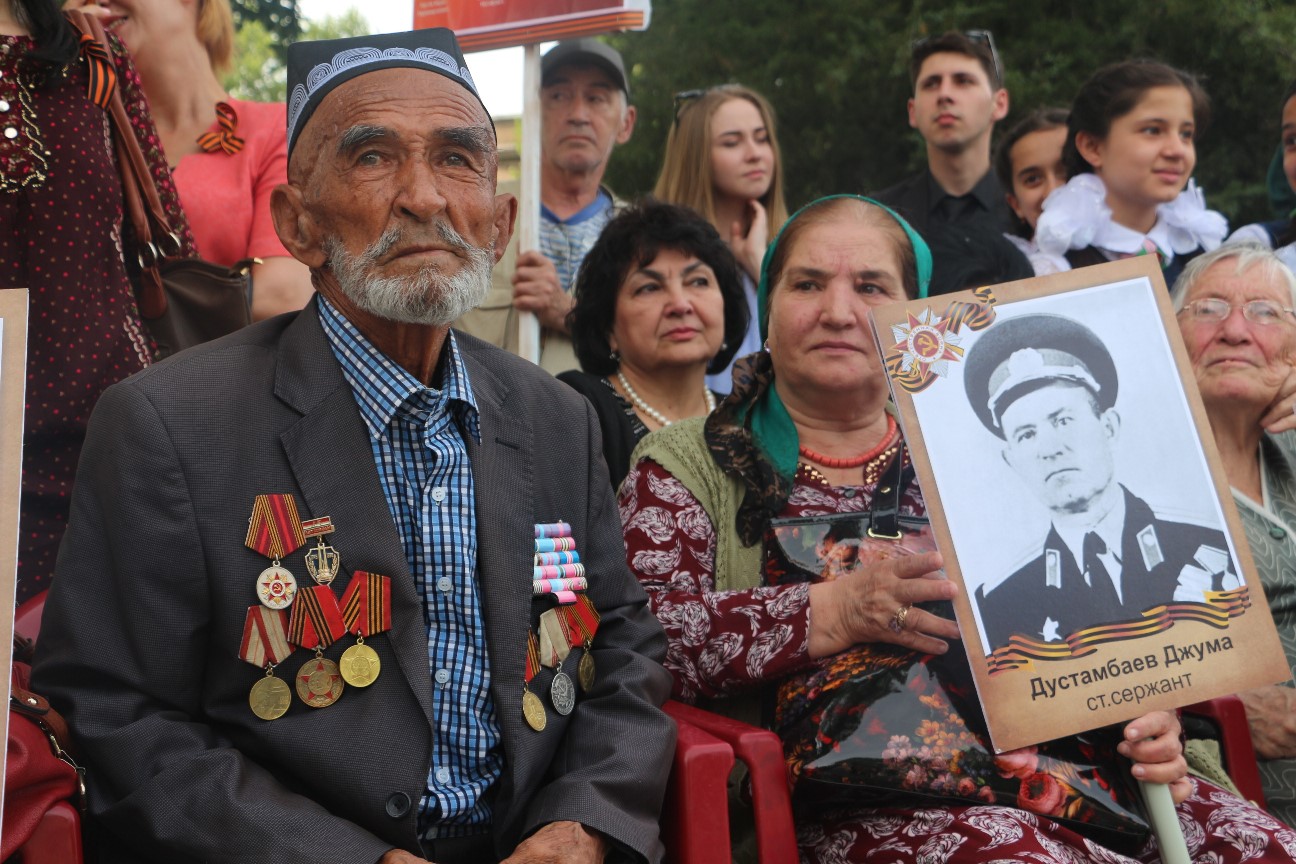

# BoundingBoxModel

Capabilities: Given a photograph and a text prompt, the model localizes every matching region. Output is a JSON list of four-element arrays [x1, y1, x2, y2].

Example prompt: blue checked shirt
[[318, 297, 501, 838], [539, 188, 615, 294]]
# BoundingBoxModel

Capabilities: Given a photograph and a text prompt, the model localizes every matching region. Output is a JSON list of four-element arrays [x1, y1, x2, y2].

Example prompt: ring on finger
[[889, 603, 912, 634]]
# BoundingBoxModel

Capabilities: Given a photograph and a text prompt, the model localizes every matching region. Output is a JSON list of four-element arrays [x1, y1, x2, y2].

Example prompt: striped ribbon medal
[[337, 571, 391, 688], [522, 630, 546, 732], [245, 494, 306, 611], [197, 101, 245, 155], [287, 586, 347, 708], [238, 606, 293, 720], [559, 594, 601, 693]]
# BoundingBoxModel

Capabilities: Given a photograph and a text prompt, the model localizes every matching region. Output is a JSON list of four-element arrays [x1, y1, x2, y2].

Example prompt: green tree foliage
[[230, 0, 301, 55], [225, 9, 370, 103], [606, 0, 1296, 226]]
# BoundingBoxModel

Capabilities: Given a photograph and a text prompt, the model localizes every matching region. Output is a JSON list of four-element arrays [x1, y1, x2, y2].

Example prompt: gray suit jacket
[[33, 302, 674, 863]]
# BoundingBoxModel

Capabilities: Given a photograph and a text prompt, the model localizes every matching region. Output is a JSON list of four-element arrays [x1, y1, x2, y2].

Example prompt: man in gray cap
[[35, 27, 672, 864], [966, 313, 1237, 654], [457, 38, 635, 373]]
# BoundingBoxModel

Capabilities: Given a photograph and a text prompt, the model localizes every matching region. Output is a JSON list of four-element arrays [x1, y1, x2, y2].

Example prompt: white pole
[[516, 43, 543, 365]]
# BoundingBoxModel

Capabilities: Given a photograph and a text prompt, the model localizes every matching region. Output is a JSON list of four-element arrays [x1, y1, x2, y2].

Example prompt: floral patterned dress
[[0, 25, 193, 604], [621, 450, 1296, 863]]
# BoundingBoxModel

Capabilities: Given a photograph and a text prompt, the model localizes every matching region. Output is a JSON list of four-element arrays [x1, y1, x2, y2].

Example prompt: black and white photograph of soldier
[[903, 278, 1244, 656]]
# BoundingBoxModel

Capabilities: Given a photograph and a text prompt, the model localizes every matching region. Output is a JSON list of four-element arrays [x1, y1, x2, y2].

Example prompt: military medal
[[296, 649, 344, 708], [303, 517, 340, 585], [257, 565, 297, 610], [559, 594, 601, 694], [287, 584, 348, 707], [549, 664, 575, 716], [250, 668, 292, 720], [246, 494, 308, 615], [522, 629, 546, 732], [337, 571, 392, 687], [238, 606, 294, 719]]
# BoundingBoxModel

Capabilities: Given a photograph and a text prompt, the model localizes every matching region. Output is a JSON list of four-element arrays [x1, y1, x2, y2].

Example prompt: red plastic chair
[[1185, 696, 1266, 807], [664, 696, 1266, 862], [9, 590, 84, 864], [663, 700, 797, 863]]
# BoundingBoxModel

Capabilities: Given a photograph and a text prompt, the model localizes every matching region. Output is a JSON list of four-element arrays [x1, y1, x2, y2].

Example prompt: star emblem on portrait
[[890, 308, 965, 380], [1040, 617, 1061, 642]]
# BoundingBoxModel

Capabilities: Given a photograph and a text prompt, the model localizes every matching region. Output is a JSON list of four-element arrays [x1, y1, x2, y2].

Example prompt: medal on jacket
[[337, 571, 391, 687], [238, 606, 293, 720], [245, 494, 307, 610], [288, 585, 348, 707], [302, 516, 340, 585], [538, 608, 575, 716], [522, 629, 546, 732], [559, 594, 601, 693]]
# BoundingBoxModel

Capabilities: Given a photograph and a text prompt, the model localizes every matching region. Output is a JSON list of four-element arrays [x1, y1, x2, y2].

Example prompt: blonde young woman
[[71, 0, 313, 319], [655, 84, 788, 393]]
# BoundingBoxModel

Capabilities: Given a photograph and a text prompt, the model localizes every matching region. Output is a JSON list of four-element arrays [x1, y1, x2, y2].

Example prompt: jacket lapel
[[459, 341, 536, 751], [272, 303, 435, 728]]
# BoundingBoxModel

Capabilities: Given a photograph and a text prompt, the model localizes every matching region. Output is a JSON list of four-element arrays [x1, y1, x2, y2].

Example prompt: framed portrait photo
[[870, 256, 1289, 751]]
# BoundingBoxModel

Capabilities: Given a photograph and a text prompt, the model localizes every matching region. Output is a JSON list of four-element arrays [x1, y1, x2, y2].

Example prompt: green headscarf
[[744, 194, 933, 483]]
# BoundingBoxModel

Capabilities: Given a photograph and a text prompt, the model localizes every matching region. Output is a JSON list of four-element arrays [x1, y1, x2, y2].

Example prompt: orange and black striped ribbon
[[884, 290, 1000, 394], [245, 494, 306, 560], [558, 593, 600, 648], [197, 101, 245, 155], [287, 585, 346, 649], [78, 33, 116, 110], [524, 630, 541, 683], [339, 571, 391, 637]]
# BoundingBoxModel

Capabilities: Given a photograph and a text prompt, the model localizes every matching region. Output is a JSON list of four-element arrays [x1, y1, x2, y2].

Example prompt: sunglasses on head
[[912, 29, 1002, 86]]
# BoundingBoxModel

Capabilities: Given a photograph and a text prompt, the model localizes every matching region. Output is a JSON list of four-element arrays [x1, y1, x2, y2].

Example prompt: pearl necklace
[[616, 371, 716, 427]]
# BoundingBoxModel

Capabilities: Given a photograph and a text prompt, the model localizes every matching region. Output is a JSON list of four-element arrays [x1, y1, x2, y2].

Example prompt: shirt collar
[[924, 168, 1002, 214], [1092, 217, 1177, 262], [1054, 489, 1126, 568], [316, 295, 480, 444], [540, 187, 614, 225]]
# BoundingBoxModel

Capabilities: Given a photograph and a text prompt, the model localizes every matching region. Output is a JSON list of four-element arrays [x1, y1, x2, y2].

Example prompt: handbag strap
[[65, 10, 177, 318], [868, 446, 913, 539]]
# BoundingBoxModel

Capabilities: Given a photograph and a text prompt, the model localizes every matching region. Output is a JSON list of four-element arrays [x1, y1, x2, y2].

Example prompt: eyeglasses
[[912, 29, 1003, 86], [1178, 298, 1296, 326]]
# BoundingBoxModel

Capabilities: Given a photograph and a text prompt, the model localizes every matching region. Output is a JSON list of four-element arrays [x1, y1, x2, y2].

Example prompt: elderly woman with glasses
[[1174, 243, 1296, 826]]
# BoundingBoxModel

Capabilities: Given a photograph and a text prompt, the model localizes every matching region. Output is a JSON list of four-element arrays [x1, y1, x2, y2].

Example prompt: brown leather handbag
[[69, 11, 253, 359]]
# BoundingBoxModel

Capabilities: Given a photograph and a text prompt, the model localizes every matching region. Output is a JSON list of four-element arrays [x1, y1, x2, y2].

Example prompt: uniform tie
[[1082, 531, 1121, 609]]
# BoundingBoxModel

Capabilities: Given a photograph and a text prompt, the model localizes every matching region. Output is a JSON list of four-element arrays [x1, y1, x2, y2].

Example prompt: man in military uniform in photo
[[966, 313, 1238, 655]]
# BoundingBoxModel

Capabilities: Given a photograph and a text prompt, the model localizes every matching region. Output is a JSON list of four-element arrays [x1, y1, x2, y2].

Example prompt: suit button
[[1270, 525, 1287, 540], [385, 792, 411, 818]]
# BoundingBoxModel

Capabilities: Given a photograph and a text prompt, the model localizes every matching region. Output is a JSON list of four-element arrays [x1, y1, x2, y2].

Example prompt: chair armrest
[[663, 700, 797, 863], [1183, 695, 1266, 806], [663, 704, 735, 864]]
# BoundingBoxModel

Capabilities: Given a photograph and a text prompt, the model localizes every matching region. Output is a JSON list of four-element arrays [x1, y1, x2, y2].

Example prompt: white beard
[[325, 221, 493, 327]]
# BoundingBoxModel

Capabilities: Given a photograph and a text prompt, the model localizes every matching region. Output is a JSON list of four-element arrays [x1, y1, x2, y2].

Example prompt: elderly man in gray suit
[[33, 27, 674, 864]]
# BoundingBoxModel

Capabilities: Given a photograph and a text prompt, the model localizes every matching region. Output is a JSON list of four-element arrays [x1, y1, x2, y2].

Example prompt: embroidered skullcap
[[963, 313, 1118, 439], [286, 28, 490, 158]]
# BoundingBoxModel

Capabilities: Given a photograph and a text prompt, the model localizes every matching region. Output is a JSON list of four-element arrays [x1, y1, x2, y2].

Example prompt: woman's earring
[[763, 339, 770, 352], [610, 349, 620, 362]]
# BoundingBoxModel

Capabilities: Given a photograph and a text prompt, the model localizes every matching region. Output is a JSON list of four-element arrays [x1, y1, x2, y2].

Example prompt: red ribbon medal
[[287, 585, 347, 650], [245, 494, 307, 561], [239, 606, 293, 720], [561, 594, 601, 694], [522, 629, 546, 732], [336, 571, 391, 688]]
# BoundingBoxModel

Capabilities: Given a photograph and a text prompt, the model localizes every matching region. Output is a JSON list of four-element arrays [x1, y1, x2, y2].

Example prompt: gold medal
[[339, 636, 380, 688], [522, 688, 546, 732], [578, 649, 596, 693], [296, 651, 344, 708], [249, 670, 291, 720]]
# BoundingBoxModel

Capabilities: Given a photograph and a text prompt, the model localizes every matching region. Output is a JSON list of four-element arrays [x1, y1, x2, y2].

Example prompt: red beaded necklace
[[799, 415, 899, 469]]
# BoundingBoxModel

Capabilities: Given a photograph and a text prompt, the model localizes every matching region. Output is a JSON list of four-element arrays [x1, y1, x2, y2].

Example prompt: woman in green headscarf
[[618, 195, 1249, 863]]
